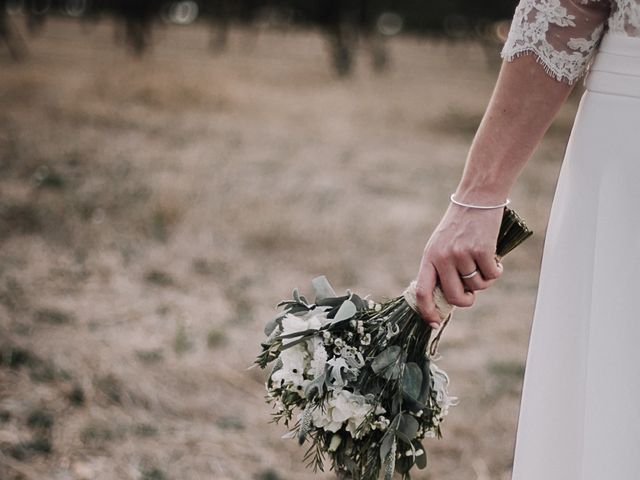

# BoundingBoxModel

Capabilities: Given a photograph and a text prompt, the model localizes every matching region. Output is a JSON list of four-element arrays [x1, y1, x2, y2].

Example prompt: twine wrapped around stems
[[400, 203, 532, 355], [402, 280, 454, 356]]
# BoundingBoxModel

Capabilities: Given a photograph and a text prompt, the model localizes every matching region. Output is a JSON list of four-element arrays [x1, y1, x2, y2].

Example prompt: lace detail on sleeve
[[500, 0, 612, 85]]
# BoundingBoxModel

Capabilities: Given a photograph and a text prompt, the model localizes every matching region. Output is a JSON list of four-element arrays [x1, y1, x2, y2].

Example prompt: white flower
[[281, 313, 310, 336], [271, 344, 307, 389], [281, 308, 330, 337], [430, 361, 458, 415], [310, 404, 343, 433], [306, 312, 330, 330], [330, 390, 375, 439], [310, 390, 376, 438]]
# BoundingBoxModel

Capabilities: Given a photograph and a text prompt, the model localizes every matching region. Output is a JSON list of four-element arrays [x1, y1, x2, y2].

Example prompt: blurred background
[[0, 1, 584, 479]]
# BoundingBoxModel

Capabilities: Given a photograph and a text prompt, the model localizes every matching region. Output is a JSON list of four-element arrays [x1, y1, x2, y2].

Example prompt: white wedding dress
[[499, 1, 640, 479]]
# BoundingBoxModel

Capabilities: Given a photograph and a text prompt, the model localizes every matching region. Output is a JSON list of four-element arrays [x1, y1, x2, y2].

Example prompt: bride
[[414, 1, 640, 478]]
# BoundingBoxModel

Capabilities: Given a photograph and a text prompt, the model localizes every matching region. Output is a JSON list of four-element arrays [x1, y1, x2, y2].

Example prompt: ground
[[0, 16, 582, 480]]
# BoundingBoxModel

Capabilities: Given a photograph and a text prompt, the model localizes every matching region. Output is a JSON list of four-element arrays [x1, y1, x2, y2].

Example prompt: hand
[[414, 202, 504, 327]]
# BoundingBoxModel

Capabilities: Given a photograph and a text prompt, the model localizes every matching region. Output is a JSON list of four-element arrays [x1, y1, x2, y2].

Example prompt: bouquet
[[255, 207, 532, 479]]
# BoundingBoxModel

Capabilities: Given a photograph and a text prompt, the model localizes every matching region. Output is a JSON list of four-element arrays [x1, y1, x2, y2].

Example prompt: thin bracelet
[[450, 193, 510, 210]]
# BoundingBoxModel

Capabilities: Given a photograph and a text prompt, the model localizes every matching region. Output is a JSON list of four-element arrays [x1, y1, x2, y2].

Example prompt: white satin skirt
[[511, 32, 640, 480]]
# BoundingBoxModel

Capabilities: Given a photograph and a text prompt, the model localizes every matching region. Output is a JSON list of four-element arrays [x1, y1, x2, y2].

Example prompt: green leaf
[[293, 288, 302, 303], [414, 441, 427, 469], [330, 300, 357, 324], [311, 275, 337, 302], [397, 413, 419, 439], [371, 346, 402, 375], [395, 453, 414, 475], [419, 357, 431, 403], [264, 312, 286, 336], [402, 363, 423, 402], [277, 328, 318, 339], [286, 304, 312, 315], [315, 294, 350, 307], [349, 293, 366, 311], [264, 319, 278, 336]]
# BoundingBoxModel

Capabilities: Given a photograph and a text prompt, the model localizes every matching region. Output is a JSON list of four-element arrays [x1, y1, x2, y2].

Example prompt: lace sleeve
[[500, 0, 612, 85]]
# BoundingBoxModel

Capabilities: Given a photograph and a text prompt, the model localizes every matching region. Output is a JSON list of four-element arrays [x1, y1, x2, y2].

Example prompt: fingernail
[[429, 322, 440, 329]]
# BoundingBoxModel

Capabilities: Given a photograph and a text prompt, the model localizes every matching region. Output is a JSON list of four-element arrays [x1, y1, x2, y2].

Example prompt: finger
[[414, 261, 441, 328], [463, 273, 497, 291], [474, 250, 504, 281], [457, 258, 496, 291], [454, 254, 493, 291], [435, 260, 476, 308]]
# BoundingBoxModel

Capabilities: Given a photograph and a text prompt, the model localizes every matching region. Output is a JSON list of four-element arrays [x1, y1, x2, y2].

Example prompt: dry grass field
[[0, 16, 584, 480]]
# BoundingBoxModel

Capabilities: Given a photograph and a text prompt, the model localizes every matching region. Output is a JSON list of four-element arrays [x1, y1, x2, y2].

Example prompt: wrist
[[453, 183, 511, 206], [449, 192, 510, 211]]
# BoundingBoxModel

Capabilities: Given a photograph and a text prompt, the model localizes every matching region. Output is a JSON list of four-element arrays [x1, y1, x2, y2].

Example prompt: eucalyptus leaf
[[392, 393, 401, 416], [371, 346, 402, 375], [402, 363, 423, 401], [414, 440, 427, 469], [397, 413, 419, 439], [402, 396, 426, 413], [394, 452, 414, 475], [419, 357, 432, 403], [311, 275, 337, 302], [395, 429, 415, 448], [384, 362, 403, 380]]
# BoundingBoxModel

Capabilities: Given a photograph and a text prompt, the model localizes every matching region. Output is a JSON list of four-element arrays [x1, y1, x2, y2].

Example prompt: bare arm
[[455, 54, 575, 205], [414, 54, 576, 327]]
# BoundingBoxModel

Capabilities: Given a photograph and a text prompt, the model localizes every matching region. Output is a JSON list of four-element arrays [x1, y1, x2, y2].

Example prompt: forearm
[[454, 54, 577, 204]]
